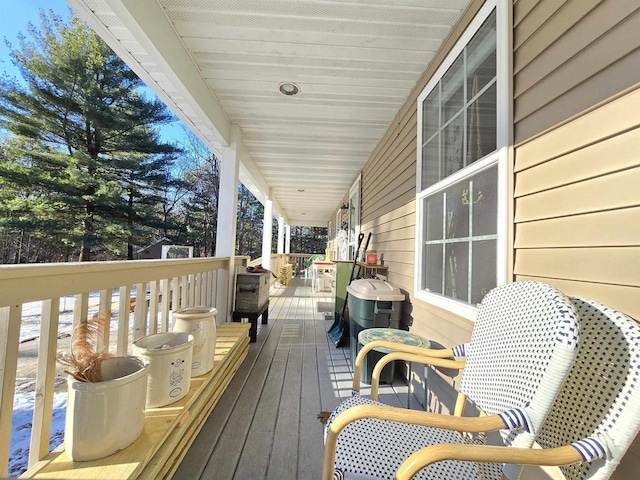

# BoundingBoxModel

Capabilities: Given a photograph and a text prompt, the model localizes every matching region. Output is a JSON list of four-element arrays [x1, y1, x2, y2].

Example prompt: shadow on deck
[[174, 276, 413, 479]]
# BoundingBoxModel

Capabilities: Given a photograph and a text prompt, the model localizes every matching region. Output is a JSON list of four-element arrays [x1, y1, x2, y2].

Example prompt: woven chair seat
[[329, 395, 503, 480]]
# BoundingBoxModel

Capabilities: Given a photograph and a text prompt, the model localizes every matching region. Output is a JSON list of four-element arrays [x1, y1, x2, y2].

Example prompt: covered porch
[[173, 275, 413, 479]]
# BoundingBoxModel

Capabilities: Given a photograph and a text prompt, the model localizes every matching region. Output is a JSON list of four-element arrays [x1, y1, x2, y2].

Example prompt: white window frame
[[414, 0, 509, 321]]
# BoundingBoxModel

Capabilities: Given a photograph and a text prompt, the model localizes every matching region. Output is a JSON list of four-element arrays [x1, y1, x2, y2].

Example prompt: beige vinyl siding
[[514, 3, 640, 476], [513, 0, 640, 143], [514, 86, 640, 321]]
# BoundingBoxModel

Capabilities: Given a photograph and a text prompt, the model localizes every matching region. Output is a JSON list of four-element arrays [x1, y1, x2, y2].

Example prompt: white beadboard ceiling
[[69, 0, 471, 226]]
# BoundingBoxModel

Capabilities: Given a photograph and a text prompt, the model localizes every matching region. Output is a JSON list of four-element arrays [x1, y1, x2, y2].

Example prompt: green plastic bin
[[347, 279, 405, 384]]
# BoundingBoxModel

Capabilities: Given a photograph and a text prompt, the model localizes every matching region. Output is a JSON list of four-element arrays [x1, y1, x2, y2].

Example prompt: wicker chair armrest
[[396, 443, 583, 480], [353, 341, 464, 394], [322, 405, 506, 480], [370, 351, 464, 400]]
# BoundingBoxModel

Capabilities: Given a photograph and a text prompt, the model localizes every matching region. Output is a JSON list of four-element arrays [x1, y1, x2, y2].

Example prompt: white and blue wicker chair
[[322, 281, 581, 480], [394, 296, 640, 480]]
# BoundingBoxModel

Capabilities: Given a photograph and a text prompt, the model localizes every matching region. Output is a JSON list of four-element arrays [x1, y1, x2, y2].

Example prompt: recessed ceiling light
[[278, 82, 300, 96]]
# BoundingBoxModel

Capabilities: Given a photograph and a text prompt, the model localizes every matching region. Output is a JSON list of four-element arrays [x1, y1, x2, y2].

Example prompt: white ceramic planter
[[133, 332, 194, 408], [172, 306, 217, 376], [64, 356, 148, 462]]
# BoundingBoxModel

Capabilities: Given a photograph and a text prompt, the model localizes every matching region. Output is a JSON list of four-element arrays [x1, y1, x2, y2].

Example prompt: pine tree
[[0, 10, 179, 261]]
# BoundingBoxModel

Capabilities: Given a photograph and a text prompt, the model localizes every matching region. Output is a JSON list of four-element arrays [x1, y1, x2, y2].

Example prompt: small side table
[[233, 300, 269, 343], [358, 328, 430, 409]]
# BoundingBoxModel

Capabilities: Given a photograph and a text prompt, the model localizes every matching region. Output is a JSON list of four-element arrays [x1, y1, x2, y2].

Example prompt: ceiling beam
[[104, 0, 230, 147]]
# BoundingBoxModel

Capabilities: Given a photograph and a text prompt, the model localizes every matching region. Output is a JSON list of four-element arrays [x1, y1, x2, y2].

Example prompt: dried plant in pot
[[58, 313, 148, 462]]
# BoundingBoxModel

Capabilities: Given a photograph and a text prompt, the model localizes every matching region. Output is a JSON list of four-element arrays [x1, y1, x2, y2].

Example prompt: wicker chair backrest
[[536, 297, 640, 480], [460, 281, 580, 449]]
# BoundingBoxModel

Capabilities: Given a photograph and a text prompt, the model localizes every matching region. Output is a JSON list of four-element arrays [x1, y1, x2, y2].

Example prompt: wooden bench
[[232, 300, 269, 343], [22, 322, 251, 480]]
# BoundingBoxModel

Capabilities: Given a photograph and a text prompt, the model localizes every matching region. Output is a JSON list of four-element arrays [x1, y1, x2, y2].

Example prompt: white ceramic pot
[[172, 306, 217, 376], [133, 332, 194, 408], [64, 356, 148, 462]]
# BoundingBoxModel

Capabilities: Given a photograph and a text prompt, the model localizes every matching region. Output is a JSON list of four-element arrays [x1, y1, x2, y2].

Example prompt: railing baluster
[[211, 270, 219, 310], [194, 272, 202, 306], [97, 289, 112, 353], [171, 276, 180, 312], [188, 274, 196, 306], [117, 286, 130, 356], [0, 305, 22, 477], [161, 278, 170, 332], [28, 298, 60, 468], [72, 292, 89, 328], [202, 271, 209, 306], [148, 280, 159, 335], [133, 283, 146, 340], [180, 275, 188, 308]]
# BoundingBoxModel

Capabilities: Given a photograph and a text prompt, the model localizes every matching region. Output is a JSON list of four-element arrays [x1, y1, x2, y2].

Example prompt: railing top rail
[[0, 256, 249, 307]]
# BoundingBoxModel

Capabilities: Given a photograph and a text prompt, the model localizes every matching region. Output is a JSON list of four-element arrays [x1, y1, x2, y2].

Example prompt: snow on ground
[[9, 386, 67, 477]]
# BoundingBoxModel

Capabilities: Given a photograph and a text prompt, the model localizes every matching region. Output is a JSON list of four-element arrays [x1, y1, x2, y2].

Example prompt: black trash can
[[347, 279, 405, 384]]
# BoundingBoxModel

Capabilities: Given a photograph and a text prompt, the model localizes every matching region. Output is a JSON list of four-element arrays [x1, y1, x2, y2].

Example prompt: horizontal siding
[[514, 127, 640, 196], [514, 0, 640, 142], [514, 45, 640, 332], [515, 85, 640, 171], [515, 207, 640, 248], [515, 166, 640, 223], [513, 0, 598, 69], [514, 247, 640, 287], [515, 275, 640, 325]]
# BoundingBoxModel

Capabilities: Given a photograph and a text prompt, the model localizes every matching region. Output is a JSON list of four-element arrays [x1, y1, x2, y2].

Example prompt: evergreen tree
[[0, 10, 178, 261]]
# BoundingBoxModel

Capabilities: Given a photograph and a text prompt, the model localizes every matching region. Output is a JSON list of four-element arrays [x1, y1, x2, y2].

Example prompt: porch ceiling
[[68, 0, 471, 226]]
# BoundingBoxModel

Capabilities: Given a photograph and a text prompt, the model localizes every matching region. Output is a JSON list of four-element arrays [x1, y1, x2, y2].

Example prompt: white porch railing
[[248, 253, 316, 287], [0, 256, 249, 477]]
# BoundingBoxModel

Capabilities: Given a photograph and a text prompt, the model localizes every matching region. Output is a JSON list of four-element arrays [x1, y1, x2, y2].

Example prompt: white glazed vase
[[172, 306, 217, 376], [64, 356, 148, 462], [133, 332, 194, 408]]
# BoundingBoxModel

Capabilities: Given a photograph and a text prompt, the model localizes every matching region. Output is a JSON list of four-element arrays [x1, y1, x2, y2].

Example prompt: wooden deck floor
[[173, 276, 413, 480]]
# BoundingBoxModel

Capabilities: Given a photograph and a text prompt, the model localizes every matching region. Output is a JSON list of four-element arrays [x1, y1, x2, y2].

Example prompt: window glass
[[466, 83, 496, 165], [466, 13, 497, 100], [471, 239, 496, 304], [422, 88, 439, 142], [442, 54, 464, 123], [445, 180, 469, 239], [471, 165, 497, 237], [417, 7, 499, 308], [443, 113, 465, 177], [421, 165, 496, 304]]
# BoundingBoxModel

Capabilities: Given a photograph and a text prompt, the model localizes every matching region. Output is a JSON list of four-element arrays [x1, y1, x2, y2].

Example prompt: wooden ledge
[[22, 323, 251, 480]]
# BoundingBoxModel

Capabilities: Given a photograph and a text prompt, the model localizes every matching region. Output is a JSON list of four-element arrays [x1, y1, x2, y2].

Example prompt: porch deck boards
[[174, 276, 411, 480]]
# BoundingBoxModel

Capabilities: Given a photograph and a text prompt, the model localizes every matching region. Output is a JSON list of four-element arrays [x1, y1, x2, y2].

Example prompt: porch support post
[[277, 216, 285, 254], [261, 189, 273, 270], [215, 125, 240, 323], [285, 224, 291, 254]]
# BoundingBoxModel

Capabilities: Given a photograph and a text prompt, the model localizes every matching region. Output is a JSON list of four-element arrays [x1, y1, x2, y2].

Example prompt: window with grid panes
[[416, 3, 506, 317]]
